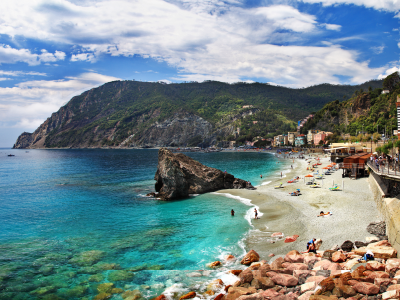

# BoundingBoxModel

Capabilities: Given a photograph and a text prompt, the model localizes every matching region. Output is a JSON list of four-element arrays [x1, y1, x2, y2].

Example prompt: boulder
[[305, 276, 326, 285], [367, 221, 386, 237], [285, 250, 304, 263], [366, 271, 389, 281], [340, 241, 354, 252], [366, 262, 386, 271], [303, 254, 320, 266], [226, 287, 256, 300], [250, 277, 275, 289], [239, 269, 253, 284], [382, 290, 400, 300], [153, 295, 166, 300], [342, 258, 360, 270], [314, 260, 332, 270], [237, 293, 264, 300], [271, 274, 298, 286], [259, 264, 271, 276], [385, 259, 400, 273], [241, 250, 259, 265], [319, 277, 335, 293], [229, 270, 242, 276], [354, 242, 397, 259], [249, 262, 262, 270], [214, 294, 224, 300], [336, 285, 356, 298], [270, 257, 284, 270], [285, 263, 308, 274], [179, 292, 196, 300], [225, 255, 236, 261], [262, 289, 281, 299], [153, 148, 252, 200], [387, 284, 400, 291], [208, 261, 222, 268], [322, 250, 335, 260], [207, 279, 224, 292], [298, 291, 314, 300], [301, 281, 317, 293], [352, 282, 379, 295], [331, 252, 346, 263], [327, 263, 341, 271], [374, 278, 393, 287]]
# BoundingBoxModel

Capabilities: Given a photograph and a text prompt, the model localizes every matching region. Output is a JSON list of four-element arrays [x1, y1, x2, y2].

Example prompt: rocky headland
[[149, 148, 255, 200]]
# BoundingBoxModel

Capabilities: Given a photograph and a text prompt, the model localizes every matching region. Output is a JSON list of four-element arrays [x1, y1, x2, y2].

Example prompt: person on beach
[[306, 238, 316, 250], [254, 208, 258, 219], [231, 209, 235, 216], [358, 250, 374, 262], [317, 211, 331, 217]]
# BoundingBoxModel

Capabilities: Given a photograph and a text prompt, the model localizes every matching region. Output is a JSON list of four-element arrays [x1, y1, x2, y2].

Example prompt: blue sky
[[0, 0, 399, 147]]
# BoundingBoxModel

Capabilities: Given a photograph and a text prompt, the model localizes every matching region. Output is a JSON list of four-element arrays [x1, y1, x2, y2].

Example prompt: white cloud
[[0, 0, 388, 87], [71, 52, 97, 62], [0, 70, 47, 76], [0, 45, 66, 66], [378, 66, 400, 79], [301, 0, 400, 12], [322, 23, 342, 31], [370, 45, 385, 54], [0, 72, 120, 130]]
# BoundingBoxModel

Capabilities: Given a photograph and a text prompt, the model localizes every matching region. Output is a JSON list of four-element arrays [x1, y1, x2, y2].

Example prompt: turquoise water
[[0, 149, 281, 300]]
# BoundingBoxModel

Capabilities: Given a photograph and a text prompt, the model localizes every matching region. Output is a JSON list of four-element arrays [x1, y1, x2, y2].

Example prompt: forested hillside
[[13, 79, 384, 149], [301, 72, 400, 143]]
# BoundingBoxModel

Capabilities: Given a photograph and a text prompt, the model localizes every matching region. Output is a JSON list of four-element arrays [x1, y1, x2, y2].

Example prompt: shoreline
[[216, 152, 383, 259]]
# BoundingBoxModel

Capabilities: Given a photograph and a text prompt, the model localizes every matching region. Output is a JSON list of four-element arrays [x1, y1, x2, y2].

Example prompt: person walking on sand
[[231, 209, 235, 216], [254, 208, 258, 219]]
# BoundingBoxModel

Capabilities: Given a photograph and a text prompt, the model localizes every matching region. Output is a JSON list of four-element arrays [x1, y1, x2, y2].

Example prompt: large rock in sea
[[152, 148, 254, 200]]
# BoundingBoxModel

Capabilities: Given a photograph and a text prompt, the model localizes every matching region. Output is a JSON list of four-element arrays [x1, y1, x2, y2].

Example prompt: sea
[[0, 149, 287, 300]]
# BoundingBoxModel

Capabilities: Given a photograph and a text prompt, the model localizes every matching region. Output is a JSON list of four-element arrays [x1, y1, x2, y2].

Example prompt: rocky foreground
[[150, 148, 254, 200], [153, 239, 400, 300]]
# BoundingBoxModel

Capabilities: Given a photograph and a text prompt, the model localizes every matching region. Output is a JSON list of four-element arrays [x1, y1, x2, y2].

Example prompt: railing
[[367, 161, 400, 177]]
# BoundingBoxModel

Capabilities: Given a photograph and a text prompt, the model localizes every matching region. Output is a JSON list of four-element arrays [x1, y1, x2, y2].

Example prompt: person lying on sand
[[317, 211, 332, 217]]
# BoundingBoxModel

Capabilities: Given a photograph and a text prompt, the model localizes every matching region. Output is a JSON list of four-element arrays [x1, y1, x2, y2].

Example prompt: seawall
[[369, 173, 400, 256]]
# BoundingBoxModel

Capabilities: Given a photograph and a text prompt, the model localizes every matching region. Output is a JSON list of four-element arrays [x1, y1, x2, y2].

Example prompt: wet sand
[[216, 153, 383, 259]]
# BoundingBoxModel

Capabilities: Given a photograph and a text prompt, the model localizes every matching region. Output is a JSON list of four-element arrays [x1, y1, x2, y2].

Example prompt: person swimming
[[231, 209, 235, 216]]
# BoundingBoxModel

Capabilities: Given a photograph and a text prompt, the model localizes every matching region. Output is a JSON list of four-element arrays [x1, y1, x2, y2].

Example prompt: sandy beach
[[216, 152, 383, 259]]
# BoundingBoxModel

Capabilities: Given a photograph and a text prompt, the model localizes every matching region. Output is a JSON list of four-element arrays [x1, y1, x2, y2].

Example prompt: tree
[[383, 71, 400, 92]]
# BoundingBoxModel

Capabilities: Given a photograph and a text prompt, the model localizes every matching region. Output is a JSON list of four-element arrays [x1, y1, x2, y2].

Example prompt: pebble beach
[[216, 152, 383, 258]]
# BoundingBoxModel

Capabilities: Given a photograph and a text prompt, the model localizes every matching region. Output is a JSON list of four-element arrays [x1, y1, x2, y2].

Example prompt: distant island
[[13, 79, 383, 149]]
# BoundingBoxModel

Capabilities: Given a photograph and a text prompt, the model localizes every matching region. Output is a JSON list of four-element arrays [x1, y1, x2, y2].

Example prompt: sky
[[0, 0, 399, 147]]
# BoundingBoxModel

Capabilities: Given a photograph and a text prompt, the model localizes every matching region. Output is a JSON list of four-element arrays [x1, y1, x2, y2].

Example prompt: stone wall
[[368, 174, 400, 257]]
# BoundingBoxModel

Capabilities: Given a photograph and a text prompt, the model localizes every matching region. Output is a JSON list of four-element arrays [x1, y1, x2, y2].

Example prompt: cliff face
[[152, 148, 253, 200]]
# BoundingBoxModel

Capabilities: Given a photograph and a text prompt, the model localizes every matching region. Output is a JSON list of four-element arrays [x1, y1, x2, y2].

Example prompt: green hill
[[301, 72, 400, 142], [13, 79, 384, 149]]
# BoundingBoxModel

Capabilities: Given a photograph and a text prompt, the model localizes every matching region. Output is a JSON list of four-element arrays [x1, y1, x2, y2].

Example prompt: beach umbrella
[[305, 174, 313, 177], [322, 167, 329, 169], [332, 163, 336, 165]]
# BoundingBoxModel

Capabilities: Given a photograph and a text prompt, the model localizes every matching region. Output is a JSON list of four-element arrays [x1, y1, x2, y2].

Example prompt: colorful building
[[295, 134, 306, 147]]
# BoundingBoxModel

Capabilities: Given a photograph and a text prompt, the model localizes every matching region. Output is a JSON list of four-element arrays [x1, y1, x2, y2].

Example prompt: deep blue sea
[[0, 149, 282, 300]]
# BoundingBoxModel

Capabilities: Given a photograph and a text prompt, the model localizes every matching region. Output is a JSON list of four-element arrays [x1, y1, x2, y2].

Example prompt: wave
[[211, 192, 263, 227]]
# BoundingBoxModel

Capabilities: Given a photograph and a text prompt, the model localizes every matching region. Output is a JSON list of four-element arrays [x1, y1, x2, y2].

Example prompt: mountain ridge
[[13, 79, 384, 149]]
